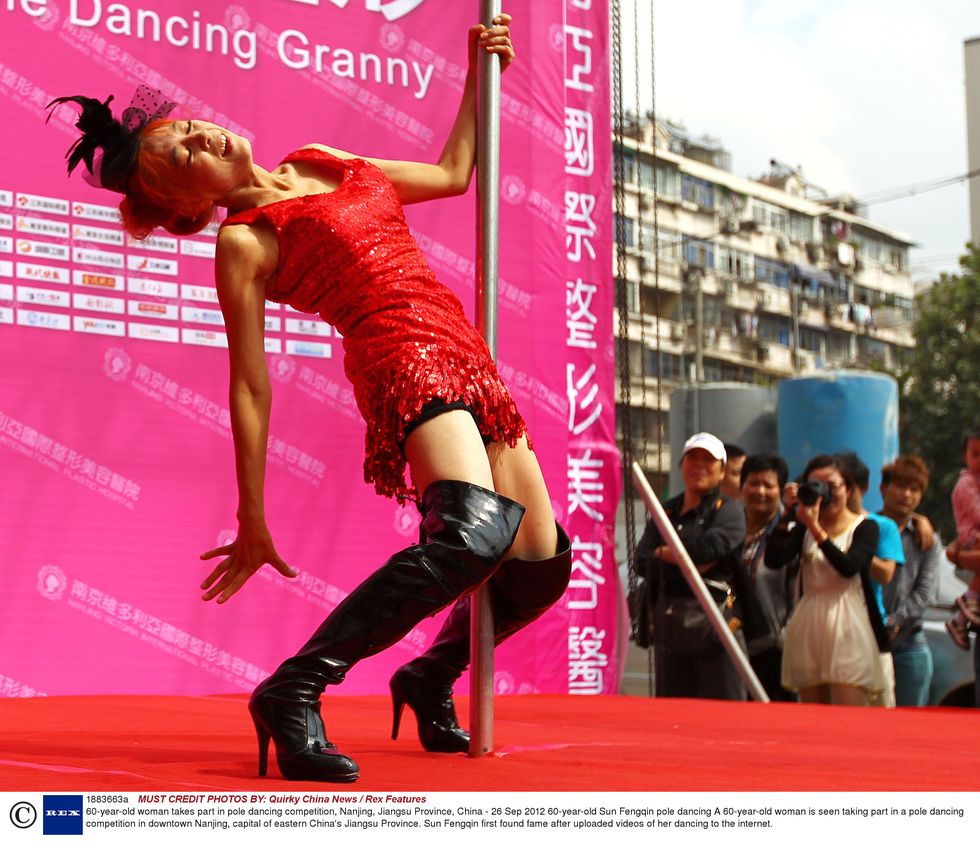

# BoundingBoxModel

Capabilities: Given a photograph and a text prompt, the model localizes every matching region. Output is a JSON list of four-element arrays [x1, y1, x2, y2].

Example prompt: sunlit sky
[[619, 0, 980, 280]]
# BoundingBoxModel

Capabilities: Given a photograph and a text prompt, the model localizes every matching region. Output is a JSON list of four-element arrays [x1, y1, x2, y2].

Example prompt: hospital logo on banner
[[37, 565, 68, 602], [283, 0, 427, 22], [103, 347, 133, 382]]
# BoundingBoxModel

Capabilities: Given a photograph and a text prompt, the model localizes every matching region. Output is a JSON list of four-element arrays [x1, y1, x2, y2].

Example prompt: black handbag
[[628, 576, 655, 649], [653, 578, 740, 654]]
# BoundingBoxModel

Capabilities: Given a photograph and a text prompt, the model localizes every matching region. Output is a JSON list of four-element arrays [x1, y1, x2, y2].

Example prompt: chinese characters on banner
[[562, 0, 622, 695]]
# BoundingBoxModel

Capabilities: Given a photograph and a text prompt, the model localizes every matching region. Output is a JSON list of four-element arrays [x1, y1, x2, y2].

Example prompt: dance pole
[[630, 462, 769, 702], [470, 0, 503, 757]]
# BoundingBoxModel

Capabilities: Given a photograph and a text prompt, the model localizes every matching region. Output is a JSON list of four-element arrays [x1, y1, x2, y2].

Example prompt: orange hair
[[881, 455, 930, 493], [118, 119, 215, 239]]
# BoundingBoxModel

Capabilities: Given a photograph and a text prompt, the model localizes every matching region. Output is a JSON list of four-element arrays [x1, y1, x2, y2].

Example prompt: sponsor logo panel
[[72, 201, 118, 222], [73, 293, 126, 314], [182, 328, 228, 348], [128, 277, 179, 299], [16, 239, 70, 261], [73, 316, 126, 337], [16, 262, 69, 284], [17, 215, 70, 239], [128, 300, 179, 321], [16, 193, 69, 216], [72, 246, 124, 269], [74, 269, 124, 291], [16, 286, 70, 308], [16, 309, 70, 331], [286, 317, 331, 337], [128, 322, 180, 343], [286, 340, 332, 358]]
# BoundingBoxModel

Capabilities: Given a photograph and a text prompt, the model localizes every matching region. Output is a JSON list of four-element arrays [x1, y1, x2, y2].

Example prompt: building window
[[681, 174, 716, 209], [717, 246, 754, 280], [620, 151, 638, 185], [751, 199, 792, 235], [755, 256, 790, 288], [683, 236, 715, 269], [640, 224, 681, 259], [759, 317, 790, 345], [657, 166, 680, 201], [789, 212, 814, 242], [799, 328, 824, 353], [615, 214, 634, 248]]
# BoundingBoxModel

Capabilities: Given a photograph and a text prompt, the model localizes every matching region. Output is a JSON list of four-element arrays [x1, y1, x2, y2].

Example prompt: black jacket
[[636, 488, 747, 603]]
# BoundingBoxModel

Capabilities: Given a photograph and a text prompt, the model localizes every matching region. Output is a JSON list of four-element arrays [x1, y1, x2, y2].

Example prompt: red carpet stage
[[0, 694, 977, 792]]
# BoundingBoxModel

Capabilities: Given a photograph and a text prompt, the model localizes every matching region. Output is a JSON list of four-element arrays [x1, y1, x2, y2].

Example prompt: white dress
[[781, 518, 884, 695]]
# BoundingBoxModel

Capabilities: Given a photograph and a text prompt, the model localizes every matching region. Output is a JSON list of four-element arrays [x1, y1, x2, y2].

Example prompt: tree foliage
[[897, 243, 980, 541]]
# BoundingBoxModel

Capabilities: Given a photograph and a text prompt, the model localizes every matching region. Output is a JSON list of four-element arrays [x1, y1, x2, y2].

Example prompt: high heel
[[255, 721, 271, 777], [390, 693, 406, 741], [248, 692, 359, 783], [390, 524, 571, 753], [249, 480, 524, 781], [389, 664, 469, 753]]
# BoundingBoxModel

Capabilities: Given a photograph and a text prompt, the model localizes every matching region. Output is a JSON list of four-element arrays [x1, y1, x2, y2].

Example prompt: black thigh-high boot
[[248, 480, 525, 782], [389, 524, 571, 753]]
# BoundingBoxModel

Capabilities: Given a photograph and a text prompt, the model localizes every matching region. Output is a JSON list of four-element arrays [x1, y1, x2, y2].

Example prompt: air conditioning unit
[[776, 236, 789, 254], [723, 279, 736, 297], [756, 343, 770, 362], [670, 324, 687, 342]]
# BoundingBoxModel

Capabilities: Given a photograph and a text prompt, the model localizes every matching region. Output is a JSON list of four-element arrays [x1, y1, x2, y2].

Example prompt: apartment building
[[614, 121, 916, 485], [967, 36, 980, 248]]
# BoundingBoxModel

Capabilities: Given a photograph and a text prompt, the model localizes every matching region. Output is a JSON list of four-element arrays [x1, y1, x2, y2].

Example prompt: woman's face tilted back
[[138, 119, 252, 204]]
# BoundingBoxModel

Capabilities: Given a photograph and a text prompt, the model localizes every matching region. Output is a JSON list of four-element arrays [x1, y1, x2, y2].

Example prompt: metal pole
[[630, 461, 770, 702], [470, 0, 502, 758]]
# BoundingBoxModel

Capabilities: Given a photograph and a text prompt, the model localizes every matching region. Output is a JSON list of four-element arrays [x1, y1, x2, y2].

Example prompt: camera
[[797, 480, 831, 507]]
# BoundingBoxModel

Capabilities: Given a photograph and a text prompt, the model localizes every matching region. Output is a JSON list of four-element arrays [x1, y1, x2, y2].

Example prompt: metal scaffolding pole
[[470, 0, 503, 757]]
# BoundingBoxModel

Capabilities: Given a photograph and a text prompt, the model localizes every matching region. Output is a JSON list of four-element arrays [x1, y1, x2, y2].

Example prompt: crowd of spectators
[[633, 428, 980, 707]]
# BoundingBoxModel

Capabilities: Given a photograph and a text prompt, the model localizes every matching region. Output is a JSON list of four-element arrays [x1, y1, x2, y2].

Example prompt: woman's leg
[[405, 413, 556, 558], [392, 424, 569, 752], [404, 409, 497, 494], [799, 685, 831, 704], [829, 684, 869, 706], [486, 437, 557, 560], [251, 412, 524, 781]]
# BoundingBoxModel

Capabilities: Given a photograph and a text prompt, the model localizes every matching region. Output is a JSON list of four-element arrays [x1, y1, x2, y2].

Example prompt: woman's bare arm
[[199, 225, 295, 603], [310, 14, 515, 205]]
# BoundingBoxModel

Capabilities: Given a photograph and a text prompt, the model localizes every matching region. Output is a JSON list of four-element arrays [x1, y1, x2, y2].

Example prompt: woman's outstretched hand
[[469, 12, 515, 72], [200, 524, 297, 604]]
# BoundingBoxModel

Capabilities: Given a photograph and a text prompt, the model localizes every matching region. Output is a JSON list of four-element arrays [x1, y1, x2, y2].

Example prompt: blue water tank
[[777, 370, 899, 512]]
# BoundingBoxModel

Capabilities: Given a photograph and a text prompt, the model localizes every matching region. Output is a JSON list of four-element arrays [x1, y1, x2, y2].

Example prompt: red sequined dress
[[221, 147, 527, 501]]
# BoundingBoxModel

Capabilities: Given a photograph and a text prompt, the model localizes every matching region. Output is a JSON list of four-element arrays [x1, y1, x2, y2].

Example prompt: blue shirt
[[868, 512, 905, 622]]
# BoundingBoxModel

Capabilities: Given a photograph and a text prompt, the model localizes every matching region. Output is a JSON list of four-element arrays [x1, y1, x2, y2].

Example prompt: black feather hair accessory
[[46, 85, 177, 193]]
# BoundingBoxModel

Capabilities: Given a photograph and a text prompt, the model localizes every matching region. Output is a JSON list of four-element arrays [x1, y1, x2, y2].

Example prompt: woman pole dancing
[[49, 13, 569, 783]]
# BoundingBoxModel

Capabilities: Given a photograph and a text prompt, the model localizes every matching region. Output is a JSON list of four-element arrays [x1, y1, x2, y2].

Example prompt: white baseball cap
[[682, 432, 727, 464]]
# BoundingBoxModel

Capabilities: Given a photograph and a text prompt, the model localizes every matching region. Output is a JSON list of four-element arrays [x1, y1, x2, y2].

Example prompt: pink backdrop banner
[[0, 0, 619, 697]]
